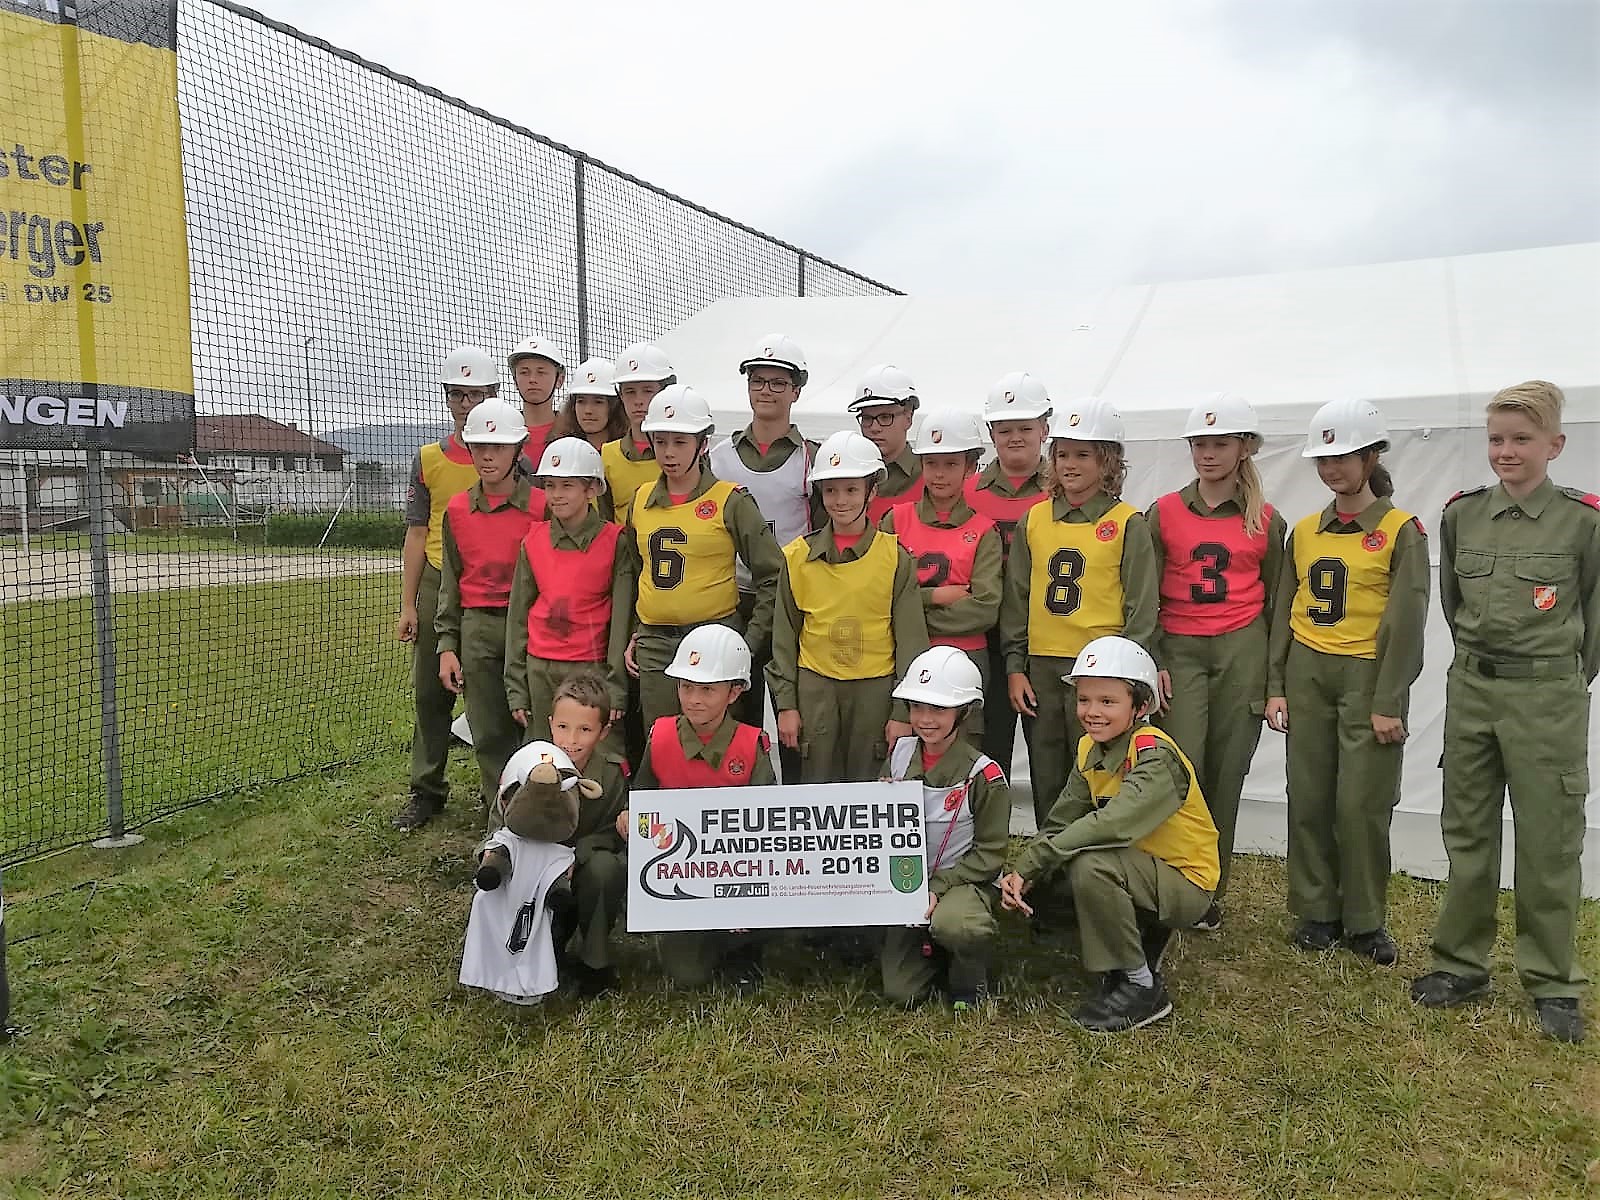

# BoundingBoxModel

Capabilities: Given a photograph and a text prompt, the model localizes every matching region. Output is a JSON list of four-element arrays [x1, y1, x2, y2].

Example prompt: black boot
[[391, 793, 443, 832], [1291, 919, 1343, 952]]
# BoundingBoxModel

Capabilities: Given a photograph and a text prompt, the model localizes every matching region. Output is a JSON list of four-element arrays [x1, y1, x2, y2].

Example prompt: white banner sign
[[626, 781, 929, 932]]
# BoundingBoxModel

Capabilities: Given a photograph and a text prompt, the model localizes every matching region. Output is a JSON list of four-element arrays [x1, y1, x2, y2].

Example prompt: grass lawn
[[2, 752, 1595, 1199], [1, 576, 410, 864]]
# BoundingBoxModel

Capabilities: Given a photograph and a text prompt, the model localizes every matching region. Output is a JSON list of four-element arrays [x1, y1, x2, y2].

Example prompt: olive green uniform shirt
[[572, 752, 630, 861], [767, 525, 931, 714], [999, 492, 1161, 675], [435, 477, 539, 656], [1441, 480, 1600, 682], [879, 495, 1004, 646], [1014, 729, 1191, 881], [879, 444, 923, 502], [503, 508, 639, 714], [1266, 499, 1430, 715], [1145, 481, 1288, 666], [635, 716, 778, 789]]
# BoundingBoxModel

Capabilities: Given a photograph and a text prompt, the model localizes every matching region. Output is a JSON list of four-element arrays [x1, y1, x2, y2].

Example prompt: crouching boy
[[880, 646, 1011, 1011], [1000, 636, 1218, 1032], [621, 623, 776, 990]]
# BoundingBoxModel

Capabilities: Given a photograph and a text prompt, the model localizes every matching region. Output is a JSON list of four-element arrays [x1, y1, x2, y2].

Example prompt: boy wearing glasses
[[849, 364, 924, 524], [394, 345, 501, 831], [709, 334, 819, 783]]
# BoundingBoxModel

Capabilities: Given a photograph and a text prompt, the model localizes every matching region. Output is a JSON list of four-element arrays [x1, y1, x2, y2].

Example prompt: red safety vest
[[522, 520, 622, 661], [963, 475, 1047, 561], [1154, 491, 1272, 636], [647, 716, 767, 788], [889, 501, 995, 652], [867, 476, 923, 526], [446, 489, 546, 609], [519, 423, 556, 474]]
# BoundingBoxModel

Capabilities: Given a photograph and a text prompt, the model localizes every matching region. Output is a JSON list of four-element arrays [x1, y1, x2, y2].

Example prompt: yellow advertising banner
[[0, 0, 194, 452]]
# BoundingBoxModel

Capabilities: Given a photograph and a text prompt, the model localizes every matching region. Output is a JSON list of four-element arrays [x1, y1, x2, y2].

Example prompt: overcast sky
[[242, 0, 1597, 296]]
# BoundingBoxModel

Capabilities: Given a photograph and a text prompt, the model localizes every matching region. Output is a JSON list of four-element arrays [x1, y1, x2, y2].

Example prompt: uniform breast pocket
[[1512, 554, 1577, 584], [1452, 550, 1494, 578]]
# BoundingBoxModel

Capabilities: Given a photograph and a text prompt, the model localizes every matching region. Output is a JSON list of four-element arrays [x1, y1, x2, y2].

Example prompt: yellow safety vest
[[419, 439, 480, 570], [1079, 725, 1219, 891], [785, 530, 899, 680], [631, 480, 740, 626], [602, 439, 660, 526], [1025, 500, 1137, 657], [1289, 507, 1411, 658]]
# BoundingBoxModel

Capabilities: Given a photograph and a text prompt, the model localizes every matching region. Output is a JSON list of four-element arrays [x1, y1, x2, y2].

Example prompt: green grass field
[[2, 754, 1595, 1199], [1, 575, 410, 863]]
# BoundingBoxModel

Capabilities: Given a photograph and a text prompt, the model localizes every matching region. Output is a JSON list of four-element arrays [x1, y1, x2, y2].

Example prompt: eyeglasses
[[856, 410, 904, 429], [746, 378, 792, 393]]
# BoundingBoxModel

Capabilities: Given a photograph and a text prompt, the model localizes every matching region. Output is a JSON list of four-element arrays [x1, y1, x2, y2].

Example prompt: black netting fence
[[0, 0, 897, 866]]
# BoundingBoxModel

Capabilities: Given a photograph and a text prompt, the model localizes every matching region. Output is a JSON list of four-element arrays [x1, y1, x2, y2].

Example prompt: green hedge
[[264, 511, 406, 549]]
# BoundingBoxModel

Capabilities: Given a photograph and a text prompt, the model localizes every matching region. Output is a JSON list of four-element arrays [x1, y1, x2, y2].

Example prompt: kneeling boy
[[623, 623, 776, 989], [880, 646, 1011, 1010], [1000, 636, 1218, 1032]]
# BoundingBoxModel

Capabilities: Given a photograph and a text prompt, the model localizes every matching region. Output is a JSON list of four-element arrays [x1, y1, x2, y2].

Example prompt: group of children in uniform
[[396, 338, 1597, 1041]]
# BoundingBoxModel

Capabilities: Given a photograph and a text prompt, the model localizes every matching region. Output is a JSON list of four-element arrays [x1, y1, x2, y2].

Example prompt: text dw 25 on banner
[[627, 782, 931, 932], [1, 0, 194, 453]]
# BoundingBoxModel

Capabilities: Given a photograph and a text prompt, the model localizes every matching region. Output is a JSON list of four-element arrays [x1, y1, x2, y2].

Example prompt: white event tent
[[656, 242, 1600, 895]]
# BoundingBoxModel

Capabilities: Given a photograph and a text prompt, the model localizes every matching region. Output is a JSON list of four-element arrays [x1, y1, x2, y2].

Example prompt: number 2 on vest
[[1044, 548, 1086, 616], [1306, 557, 1348, 625], [1189, 542, 1231, 604], [649, 527, 688, 589], [916, 551, 952, 587]]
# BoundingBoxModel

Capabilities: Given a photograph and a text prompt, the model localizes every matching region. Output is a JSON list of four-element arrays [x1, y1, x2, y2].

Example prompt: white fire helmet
[[461, 397, 528, 445], [507, 333, 567, 373], [912, 407, 987, 455], [612, 343, 675, 384], [984, 371, 1052, 423], [893, 646, 985, 708], [665, 623, 752, 687], [640, 384, 715, 435], [1184, 392, 1260, 440], [847, 364, 919, 411], [1048, 396, 1125, 444], [1302, 398, 1388, 458], [566, 358, 619, 398], [809, 430, 887, 483], [1064, 636, 1159, 697], [440, 345, 500, 388], [739, 334, 809, 387], [536, 437, 606, 491]]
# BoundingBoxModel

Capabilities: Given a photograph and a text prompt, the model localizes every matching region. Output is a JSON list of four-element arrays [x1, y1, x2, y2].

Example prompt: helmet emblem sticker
[[688, 651, 701, 665], [1204, 412, 1216, 425], [1322, 429, 1336, 444], [931, 429, 943, 444], [628, 359, 639, 370], [663, 405, 675, 418], [919, 669, 932, 684], [1082, 653, 1097, 668], [1068, 413, 1080, 426], [551, 455, 561, 467]]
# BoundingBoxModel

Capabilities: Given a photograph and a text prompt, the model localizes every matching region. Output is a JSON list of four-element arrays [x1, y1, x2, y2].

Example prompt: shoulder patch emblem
[[980, 761, 1006, 785], [1133, 733, 1160, 754], [1568, 489, 1600, 511], [1095, 519, 1118, 541], [1362, 529, 1388, 552], [695, 499, 718, 519], [1411, 516, 1426, 537], [757, 730, 771, 753], [1444, 485, 1487, 507]]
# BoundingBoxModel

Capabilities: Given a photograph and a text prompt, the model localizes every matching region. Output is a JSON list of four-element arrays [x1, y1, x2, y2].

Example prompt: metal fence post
[[86, 449, 140, 849], [798, 251, 807, 298], [574, 157, 590, 361]]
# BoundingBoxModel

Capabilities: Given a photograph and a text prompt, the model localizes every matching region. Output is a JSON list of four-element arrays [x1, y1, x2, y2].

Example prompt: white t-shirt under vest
[[709, 434, 811, 593]]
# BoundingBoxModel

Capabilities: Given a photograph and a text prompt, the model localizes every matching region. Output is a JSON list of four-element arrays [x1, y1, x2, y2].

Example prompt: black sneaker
[[1345, 927, 1399, 967], [1533, 998, 1585, 1044], [1074, 973, 1173, 1033], [1141, 924, 1175, 973], [947, 959, 989, 1012], [1192, 903, 1222, 933], [474, 845, 512, 891], [391, 794, 443, 832], [1291, 920, 1343, 952], [572, 963, 619, 1000], [1409, 970, 1491, 1008]]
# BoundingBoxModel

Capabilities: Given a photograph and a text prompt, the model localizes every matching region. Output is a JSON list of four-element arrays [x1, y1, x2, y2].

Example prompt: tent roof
[[659, 242, 1599, 440]]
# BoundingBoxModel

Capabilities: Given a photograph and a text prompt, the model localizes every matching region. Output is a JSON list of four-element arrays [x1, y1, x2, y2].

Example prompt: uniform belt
[[639, 618, 739, 637], [1455, 650, 1581, 680], [466, 605, 509, 617]]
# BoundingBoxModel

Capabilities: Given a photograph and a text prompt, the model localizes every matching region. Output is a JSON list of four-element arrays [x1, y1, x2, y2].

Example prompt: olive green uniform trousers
[[1025, 654, 1079, 826], [1157, 618, 1268, 899], [880, 883, 996, 1005], [1429, 659, 1591, 999], [1283, 642, 1404, 934], [1067, 847, 1213, 973], [460, 606, 521, 808], [409, 564, 457, 806], [797, 668, 893, 784]]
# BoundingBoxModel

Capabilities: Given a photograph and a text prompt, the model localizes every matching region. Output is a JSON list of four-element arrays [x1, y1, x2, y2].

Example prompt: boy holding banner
[[623, 624, 776, 989], [879, 647, 1011, 1010]]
